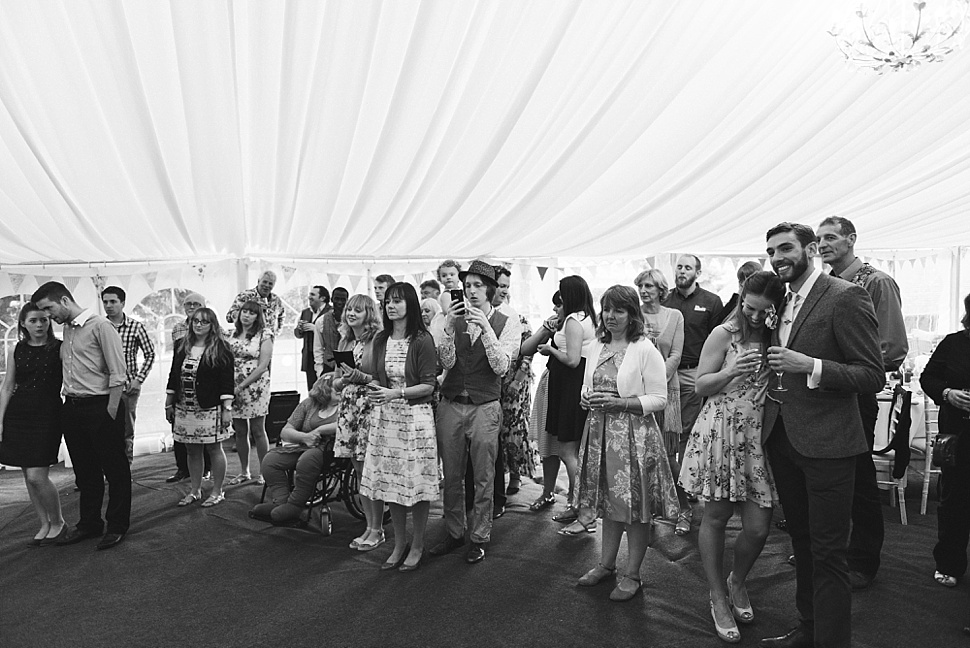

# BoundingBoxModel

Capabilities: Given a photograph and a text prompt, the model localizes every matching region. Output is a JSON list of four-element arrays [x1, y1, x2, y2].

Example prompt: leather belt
[[679, 362, 698, 370]]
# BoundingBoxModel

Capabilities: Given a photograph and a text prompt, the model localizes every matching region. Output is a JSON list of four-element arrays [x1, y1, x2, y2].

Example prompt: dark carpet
[[0, 452, 965, 648]]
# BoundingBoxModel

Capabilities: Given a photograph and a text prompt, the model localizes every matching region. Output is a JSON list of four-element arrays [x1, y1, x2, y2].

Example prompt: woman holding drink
[[678, 271, 784, 643]]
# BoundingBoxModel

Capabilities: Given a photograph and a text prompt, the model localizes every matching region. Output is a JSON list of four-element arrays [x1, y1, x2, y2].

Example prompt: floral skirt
[[335, 385, 374, 462], [174, 403, 231, 444], [359, 401, 439, 506]]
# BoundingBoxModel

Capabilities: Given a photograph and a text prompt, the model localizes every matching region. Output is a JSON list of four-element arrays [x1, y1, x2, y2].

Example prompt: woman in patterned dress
[[635, 268, 692, 536], [226, 301, 274, 485], [492, 266, 535, 493], [570, 285, 679, 603], [165, 307, 234, 508], [332, 294, 384, 551], [0, 303, 65, 545], [678, 271, 784, 643], [361, 282, 438, 571]]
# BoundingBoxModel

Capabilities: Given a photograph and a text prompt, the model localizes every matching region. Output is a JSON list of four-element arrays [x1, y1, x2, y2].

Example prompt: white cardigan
[[582, 338, 668, 413]]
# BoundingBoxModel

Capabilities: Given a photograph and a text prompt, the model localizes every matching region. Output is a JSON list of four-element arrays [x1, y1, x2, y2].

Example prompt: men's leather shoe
[[56, 527, 102, 546], [96, 533, 125, 550], [759, 627, 813, 648], [429, 534, 465, 556], [466, 542, 486, 564], [787, 554, 796, 567], [493, 505, 506, 520], [849, 570, 874, 591], [165, 471, 188, 483]]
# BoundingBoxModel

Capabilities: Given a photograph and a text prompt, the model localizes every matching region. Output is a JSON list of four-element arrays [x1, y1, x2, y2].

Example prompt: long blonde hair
[[338, 294, 382, 343]]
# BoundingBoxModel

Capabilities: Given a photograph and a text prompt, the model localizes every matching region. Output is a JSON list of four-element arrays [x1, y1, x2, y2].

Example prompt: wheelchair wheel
[[341, 463, 391, 523]]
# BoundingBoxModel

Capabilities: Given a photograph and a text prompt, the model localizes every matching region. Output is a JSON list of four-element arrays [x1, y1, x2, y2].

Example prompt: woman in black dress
[[0, 302, 66, 546]]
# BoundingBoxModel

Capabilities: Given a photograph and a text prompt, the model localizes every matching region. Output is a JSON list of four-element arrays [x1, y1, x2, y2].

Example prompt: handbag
[[933, 434, 959, 468]]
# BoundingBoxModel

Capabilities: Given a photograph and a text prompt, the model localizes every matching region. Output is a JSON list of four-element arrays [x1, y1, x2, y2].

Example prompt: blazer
[[372, 331, 437, 406], [581, 337, 668, 414], [763, 272, 884, 459], [166, 347, 235, 409], [295, 306, 327, 372]]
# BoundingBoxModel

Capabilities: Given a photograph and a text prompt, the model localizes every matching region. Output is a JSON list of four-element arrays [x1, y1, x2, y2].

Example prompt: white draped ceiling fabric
[[2, 0, 970, 270]]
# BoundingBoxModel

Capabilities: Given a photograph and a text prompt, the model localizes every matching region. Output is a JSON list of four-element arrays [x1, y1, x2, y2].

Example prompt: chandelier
[[829, 0, 970, 73]]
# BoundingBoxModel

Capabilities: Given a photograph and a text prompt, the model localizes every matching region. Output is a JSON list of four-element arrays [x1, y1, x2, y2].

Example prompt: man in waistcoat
[[430, 259, 522, 564]]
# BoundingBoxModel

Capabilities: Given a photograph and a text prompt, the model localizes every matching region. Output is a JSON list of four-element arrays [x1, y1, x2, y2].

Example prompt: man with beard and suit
[[760, 222, 883, 648]]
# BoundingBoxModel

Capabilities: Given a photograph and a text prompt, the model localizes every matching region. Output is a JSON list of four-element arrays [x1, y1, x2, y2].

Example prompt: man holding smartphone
[[430, 259, 522, 564]]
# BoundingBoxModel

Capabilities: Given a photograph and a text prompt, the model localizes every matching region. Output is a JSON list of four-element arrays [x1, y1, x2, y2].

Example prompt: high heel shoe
[[710, 599, 741, 643], [674, 509, 692, 536], [726, 572, 754, 624]]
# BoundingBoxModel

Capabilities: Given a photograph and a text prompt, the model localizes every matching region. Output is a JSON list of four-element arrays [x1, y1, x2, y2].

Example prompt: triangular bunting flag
[[64, 276, 80, 292], [9, 273, 24, 293], [281, 265, 297, 283], [327, 273, 341, 289], [537, 266, 548, 280], [144, 271, 158, 291]]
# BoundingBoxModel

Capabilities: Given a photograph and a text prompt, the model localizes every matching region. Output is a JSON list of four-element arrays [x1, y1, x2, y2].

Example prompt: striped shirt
[[110, 314, 156, 383]]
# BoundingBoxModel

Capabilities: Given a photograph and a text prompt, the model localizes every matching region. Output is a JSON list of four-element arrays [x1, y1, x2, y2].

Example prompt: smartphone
[[449, 289, 464, 304]]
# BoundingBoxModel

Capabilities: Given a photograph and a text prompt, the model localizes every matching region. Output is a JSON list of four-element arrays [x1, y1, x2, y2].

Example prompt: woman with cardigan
[[570, 285, 678, 601], [165, 307, 235, 507], [360, 282, 438, 571]]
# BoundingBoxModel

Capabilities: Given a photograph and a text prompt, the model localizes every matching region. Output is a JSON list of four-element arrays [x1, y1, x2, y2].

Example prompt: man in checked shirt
[[102, 286, 156, 464]]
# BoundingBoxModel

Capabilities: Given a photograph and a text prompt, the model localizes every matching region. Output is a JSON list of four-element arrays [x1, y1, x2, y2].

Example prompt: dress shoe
[[56, 527, 102, 546], [493, 505, 506, 520], [787, 554, 796, 567], [848, 570, 874, 591], [429, 534, 465, 557], [466, 542, 486, 564], [96, 533, 126, 550], [759, 627, 813, 648], [165, 471, 189, 483], [399, 551, 425, 572], [381, 545, 410, 571]]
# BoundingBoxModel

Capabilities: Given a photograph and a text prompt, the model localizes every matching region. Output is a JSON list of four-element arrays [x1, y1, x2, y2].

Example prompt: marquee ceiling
[[2, 0, 970, 268]]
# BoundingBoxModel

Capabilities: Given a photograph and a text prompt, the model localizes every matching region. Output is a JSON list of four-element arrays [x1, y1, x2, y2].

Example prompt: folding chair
[[872, 385, 912, 524], [908, 394, 941, 515]]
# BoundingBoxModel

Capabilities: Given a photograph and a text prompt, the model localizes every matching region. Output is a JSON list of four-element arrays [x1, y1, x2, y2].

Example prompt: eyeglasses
[[183, 301, 203, 308], [191, 319, 211, 325]]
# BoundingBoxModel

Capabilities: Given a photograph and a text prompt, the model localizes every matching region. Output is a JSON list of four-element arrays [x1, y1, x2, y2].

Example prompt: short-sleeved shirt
[[663, 285, 723, 368]]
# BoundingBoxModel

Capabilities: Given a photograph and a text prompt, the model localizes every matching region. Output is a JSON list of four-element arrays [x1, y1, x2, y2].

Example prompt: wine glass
[[739, 342, 764, 387], [773, 369, 787, 392]]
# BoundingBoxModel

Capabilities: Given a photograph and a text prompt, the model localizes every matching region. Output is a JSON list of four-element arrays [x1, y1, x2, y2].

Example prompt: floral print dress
[[228, 328, 273, 419], [575, 346, 679, 523], [359, 338, 439, 506], [500, 314, 536, 478], [678, 321, 777, 508], [335, 341, 373, 462]]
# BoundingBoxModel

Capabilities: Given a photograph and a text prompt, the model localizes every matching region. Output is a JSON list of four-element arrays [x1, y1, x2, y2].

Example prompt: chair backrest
[[874, 385, 912, 478]]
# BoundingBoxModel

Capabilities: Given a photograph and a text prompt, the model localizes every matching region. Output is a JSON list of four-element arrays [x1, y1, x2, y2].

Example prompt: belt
[[679, 362, 698, 370], [447, 395, 498, 405], [65, 394, 108, 405]]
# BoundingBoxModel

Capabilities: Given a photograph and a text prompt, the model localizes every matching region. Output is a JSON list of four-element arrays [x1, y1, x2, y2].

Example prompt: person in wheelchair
[[249, 374, 338, 524]]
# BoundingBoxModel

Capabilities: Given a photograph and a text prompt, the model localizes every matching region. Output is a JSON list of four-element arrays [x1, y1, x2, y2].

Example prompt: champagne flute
[[739, 342, 764, 387], [773, 369, 787, 392]]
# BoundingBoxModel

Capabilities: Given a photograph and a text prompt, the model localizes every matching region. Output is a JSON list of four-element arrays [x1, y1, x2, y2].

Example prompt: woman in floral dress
[[678, 271, 784, 643], [569, 285, 679, 603], [165, 307, 235, 508], [360, 282, 438, 571], [332, 294, 383, 551], [226, 301, 274, 485]]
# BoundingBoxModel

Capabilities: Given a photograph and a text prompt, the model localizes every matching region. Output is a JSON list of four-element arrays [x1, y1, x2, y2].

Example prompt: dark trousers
[[174, 440, 211, 474], [465, 434, 506, 512], [63, 395, 132, 535], [847, 392, 883, 577], [767, 416, 855, 648], [304, 367, 318, 393], [934, 432, 970, 577]]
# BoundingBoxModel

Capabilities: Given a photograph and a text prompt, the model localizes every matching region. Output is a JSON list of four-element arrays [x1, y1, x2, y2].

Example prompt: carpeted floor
[[0, 452, 965, 648]]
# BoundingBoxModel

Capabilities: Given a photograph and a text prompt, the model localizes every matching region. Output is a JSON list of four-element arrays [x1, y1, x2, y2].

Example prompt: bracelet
[[400, 387, 406, 399], [164, 404, 174, 409]]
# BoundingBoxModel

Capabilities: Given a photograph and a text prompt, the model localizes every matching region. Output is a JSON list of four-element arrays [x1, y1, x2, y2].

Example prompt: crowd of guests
[[4, 217, 970, 647]]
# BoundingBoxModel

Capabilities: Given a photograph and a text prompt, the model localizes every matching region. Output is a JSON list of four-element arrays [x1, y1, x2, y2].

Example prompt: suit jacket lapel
[[787, 274, 830, 347]]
